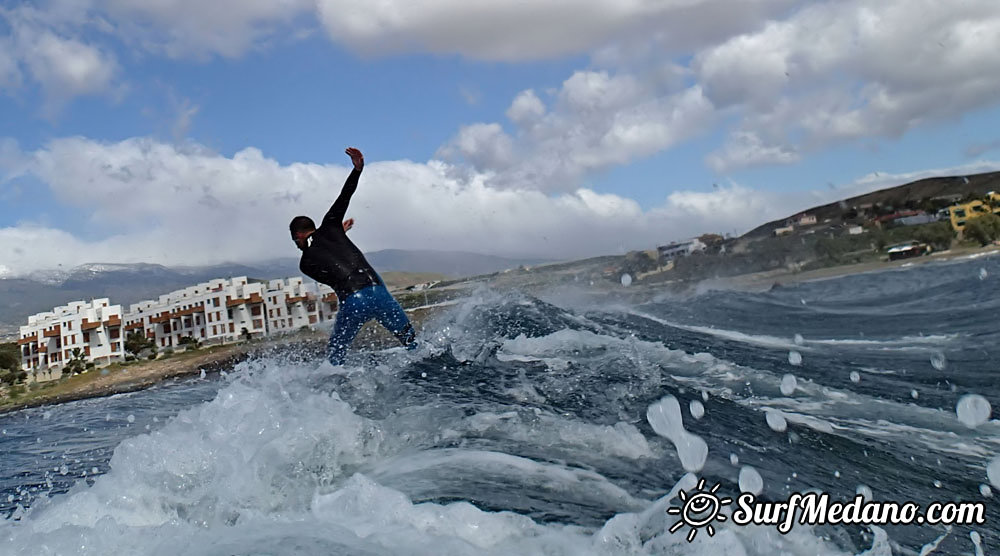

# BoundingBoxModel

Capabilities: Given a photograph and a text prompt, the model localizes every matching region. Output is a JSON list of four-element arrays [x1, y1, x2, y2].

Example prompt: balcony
[[105, 315, 122, 327], [81, 319, 101, 331], [43, 325, 62, 337], [17, 334, 38, 345]]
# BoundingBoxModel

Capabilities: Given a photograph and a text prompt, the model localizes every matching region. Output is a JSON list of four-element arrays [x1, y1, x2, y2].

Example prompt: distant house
[[948, 200, 997, 231], [795, 213, 817, 226], [773, 225, 794, 237], [658, 238, 707, 261]]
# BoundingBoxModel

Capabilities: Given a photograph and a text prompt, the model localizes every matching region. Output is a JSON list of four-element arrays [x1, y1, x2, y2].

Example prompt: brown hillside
[[744, 171, 1000, 238]]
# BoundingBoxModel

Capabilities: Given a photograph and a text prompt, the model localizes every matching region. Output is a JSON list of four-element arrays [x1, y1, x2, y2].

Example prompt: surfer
[[290, 147, 417, 365]]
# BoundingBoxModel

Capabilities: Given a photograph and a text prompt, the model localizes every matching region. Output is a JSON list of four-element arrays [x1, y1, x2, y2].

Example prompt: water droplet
[[934, 480, 942, 488], [126, 415, 135, 424], [780, 374, 797, 396], [930, 352, 947, 371], [701, 390, 709, 402], [979, 268, 988, 280], [987, 456, 1000, 489], [420, 372, 427, 378], [730, 454, 739, 466], [620, 273, 632, 287], [850, 371, 860, 383], [765, 409, 787, 432], [793, 334, 804, 346], [856, 485, 872, 501], [689, 400, 705, 420], [91, 467, 98, 475], [911, 390, 919, 399], [980, 484, 992, 497], [59, 465, 68, 476], [788, 351, 802, 366], [739, 466, 763, 494], [834, 470, 841, 478], [957, 395, 992, 428]]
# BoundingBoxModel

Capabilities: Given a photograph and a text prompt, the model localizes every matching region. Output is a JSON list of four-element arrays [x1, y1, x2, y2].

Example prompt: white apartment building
[[17, 299, 125, 382], [264, 277, 340, 333], [19, 276, 342, 377]]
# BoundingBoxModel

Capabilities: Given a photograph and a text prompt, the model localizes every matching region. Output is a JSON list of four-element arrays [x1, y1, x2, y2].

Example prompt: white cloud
[[0, 6, 120, 111], [0, 135, 804, 275], [706, 131, 800, 173], [314, 0, 793, 62], [505, 90, 545, 127], [698, 0, 1000, 166], [441, 72, 716, 191], [102, 0, 313, 59], [5, 136, 999, 275]]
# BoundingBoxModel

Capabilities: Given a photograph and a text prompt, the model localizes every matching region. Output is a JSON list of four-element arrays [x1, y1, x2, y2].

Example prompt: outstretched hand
[[342, 218, 354, 232], [345, 147, 364, 171]]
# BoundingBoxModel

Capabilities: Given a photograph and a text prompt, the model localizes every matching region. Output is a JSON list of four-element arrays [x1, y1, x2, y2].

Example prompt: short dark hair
[[289, 216, 316, 239]]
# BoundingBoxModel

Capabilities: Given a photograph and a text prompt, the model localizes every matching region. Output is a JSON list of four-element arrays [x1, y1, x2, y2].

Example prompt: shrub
[[964, 214, 1000, 246], [147, 354, 157, 360]]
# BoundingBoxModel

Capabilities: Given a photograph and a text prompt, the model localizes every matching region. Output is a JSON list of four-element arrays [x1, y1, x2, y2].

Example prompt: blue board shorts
[[328, 284, 417, 365]]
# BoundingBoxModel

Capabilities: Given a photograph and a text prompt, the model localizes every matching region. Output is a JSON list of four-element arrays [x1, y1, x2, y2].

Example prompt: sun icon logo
[[667, 478, 732, 542]]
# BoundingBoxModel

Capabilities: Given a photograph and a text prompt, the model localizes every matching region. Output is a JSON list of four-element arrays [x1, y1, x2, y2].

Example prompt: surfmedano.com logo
[[669, 477, 986, 542], [667, 478, 733, 542]]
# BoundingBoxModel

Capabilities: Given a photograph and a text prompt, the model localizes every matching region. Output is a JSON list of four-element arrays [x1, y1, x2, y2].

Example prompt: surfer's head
[[289, 216, 316, 249]]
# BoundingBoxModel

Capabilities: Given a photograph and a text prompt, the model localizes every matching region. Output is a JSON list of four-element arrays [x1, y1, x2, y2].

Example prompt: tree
[[124, 331, 155, 357], [64, 348, 86, 377], [913, 221, 954, 250], [0, 342, 20, 373], [964, 214, 1000, 246]]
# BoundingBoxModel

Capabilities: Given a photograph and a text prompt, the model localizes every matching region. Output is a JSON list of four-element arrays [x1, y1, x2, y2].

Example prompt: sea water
[[2, 254, 999, 554]]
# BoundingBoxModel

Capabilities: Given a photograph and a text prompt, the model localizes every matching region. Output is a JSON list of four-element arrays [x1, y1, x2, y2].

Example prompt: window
[[954, 209, 967, 218], [212, 325, 217, 335], [83, 332, 90, 343], [251, 306, 261, 316], [110, 328, 120, 340], [253, 319, 262, 328]]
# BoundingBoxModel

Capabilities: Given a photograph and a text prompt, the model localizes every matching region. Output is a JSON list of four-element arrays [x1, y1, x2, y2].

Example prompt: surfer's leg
[[371, 285, 417, 349], [327, 293, 369, 365]]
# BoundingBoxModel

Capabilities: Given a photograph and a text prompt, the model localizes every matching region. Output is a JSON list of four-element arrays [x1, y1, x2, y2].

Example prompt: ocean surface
[[2, 254, 998, 555]]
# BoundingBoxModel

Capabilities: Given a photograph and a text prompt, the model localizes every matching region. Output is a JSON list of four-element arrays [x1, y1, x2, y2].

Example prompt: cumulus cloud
[[0, 136, 809, 275], [706, 131, 800, 173], [440, 71, 716, 191], [0, 6, 120, 112], [698, 0, 1000, 169], [314, 0, 793, 61]]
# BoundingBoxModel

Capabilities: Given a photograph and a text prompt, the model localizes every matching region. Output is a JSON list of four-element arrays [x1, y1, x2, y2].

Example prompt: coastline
[[698, 245, 1000, 291], [0, 305, 443, 415], [2, 248, 996, 415]]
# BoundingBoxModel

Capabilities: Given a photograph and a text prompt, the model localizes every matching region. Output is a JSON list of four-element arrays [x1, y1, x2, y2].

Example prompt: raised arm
[[322, 147, 365, 227]]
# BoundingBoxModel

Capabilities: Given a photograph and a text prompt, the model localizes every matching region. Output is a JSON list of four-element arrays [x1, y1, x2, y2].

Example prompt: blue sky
[[1, 0, 1000, 274]]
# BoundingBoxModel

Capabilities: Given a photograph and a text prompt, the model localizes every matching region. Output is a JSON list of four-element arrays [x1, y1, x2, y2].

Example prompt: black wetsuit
[[298, 166, 417, 365], [298, 168, 381, 300]]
